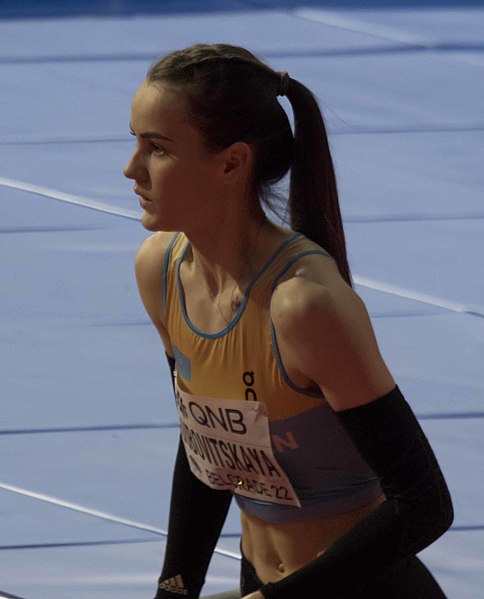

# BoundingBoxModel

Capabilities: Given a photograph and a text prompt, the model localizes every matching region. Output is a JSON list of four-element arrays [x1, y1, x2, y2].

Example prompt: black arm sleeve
[[154, 354, 233, 599], [260, 386, 453, 599]]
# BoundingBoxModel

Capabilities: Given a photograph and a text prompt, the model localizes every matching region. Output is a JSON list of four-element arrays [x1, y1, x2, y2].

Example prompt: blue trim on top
[[162, 232, 180, 316], [272, 249, 334, 286], [270, 250, 333, 398], [176, 232, 303, 340], [270, 322, 323, 398]]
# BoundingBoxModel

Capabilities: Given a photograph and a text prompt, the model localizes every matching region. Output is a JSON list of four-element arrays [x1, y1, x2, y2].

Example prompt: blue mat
[[1, 2, 483, 598]]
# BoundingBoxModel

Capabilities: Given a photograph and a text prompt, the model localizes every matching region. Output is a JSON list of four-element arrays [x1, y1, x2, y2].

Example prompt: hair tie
[[277, 71, 290, 97]]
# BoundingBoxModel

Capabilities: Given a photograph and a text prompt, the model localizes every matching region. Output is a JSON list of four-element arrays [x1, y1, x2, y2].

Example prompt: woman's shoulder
[[135, 231, 179, 278], [134, 231, 181, 306], [270, 249, 367, 343], [269, 248, 394, 409], [271, 238, 352, 306], [135, 232, 179, 348]]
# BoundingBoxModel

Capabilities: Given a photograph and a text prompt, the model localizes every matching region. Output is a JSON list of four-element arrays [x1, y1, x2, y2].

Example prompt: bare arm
[[271, 272, 395, 410], [134, 233, 232, 599], [255, 268, 453, 599], [135, 231, 175, 356]]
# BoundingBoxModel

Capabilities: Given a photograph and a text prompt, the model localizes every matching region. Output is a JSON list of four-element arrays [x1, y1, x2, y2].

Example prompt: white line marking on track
[[0, 176, 140, 221], [291, 9, 483, 69], [0, 591, 26, 599], [0, 482, 240, 560], [354, 275, 482, 315], [293, 8, 427, 47]]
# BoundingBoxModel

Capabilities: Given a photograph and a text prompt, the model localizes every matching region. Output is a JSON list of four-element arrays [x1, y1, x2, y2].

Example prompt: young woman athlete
[[124, 44, 453, 599]]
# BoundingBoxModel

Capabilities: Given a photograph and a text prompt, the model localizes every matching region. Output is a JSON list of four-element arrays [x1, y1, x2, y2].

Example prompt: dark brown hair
[[147, 43, 351, 285]]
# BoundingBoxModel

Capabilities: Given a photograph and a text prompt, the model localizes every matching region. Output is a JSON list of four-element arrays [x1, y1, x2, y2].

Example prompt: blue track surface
[[1, 1, 483, 597]]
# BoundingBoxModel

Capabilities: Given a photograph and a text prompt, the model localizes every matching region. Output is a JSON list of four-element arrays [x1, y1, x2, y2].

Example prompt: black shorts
[[240, 551, 448, 599]]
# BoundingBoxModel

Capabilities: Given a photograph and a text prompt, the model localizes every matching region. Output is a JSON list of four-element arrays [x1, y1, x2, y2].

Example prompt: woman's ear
[[220, 141, 254, 179]]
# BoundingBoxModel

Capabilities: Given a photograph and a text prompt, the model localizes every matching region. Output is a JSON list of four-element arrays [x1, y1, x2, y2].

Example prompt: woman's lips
[[134, 188, 152, 210], [139, 196, 152, 210]]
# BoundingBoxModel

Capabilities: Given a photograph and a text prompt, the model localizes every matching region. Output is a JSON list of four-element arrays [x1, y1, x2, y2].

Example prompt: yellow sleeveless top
[[163, 231, 382, 523]]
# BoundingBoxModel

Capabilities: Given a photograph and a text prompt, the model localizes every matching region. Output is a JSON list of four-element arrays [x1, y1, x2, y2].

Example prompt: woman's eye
[[151, 144, 166, 156]]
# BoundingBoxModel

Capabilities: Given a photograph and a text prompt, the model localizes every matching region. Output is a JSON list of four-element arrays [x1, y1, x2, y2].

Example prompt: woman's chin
[[140, 211, 173, 232], [141, 211, 160, 231]]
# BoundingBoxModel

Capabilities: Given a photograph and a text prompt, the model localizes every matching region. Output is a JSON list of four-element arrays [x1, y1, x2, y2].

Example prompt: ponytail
[[286, 79, 352, 287]]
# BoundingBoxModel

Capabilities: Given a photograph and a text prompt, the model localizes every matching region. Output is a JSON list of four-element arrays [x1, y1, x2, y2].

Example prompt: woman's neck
[[186, 212, 270, 296]]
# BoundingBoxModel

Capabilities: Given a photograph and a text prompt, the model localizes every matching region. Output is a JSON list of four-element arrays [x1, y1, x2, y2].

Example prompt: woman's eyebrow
[[129, 124, 174, 142]]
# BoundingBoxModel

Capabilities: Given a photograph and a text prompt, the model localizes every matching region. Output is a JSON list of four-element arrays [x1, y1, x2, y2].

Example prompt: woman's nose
[[123, 150, 147, 182], [123, 153, 137, 180]]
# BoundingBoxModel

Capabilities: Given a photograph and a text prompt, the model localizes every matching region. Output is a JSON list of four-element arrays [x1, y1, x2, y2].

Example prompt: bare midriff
[[240, 494, 385, 583]]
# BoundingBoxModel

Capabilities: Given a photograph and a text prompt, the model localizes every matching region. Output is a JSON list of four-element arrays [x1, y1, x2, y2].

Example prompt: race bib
[[175, 378, 301, 508]]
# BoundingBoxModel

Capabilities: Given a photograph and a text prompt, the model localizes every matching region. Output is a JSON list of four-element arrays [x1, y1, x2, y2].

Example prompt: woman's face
[[124, 80, 225, 232]]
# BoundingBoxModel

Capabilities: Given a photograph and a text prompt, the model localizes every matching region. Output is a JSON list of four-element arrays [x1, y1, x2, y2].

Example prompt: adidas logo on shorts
[[159, 574, 188, 595]]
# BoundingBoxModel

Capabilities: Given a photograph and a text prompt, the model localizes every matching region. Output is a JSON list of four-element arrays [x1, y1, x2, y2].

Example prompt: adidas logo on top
[[159, 574, 188, 596]]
